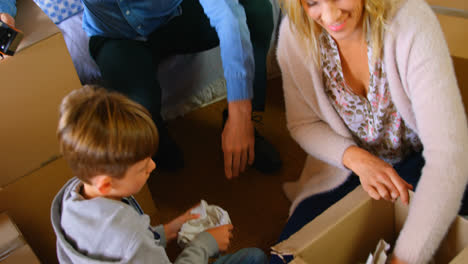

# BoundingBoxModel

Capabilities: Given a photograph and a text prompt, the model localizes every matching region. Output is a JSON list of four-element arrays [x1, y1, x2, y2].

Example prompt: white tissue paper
[[177, 200, 231, 247], [364, 239, 390, 264]]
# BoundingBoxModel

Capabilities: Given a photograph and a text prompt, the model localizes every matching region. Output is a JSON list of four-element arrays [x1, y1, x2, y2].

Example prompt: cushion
[[33, 0, 82, 23]]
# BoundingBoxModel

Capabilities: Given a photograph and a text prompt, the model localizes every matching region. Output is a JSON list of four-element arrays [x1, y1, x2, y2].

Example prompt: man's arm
[[199, 0, 256, 179], [198, 0, 254, 102]]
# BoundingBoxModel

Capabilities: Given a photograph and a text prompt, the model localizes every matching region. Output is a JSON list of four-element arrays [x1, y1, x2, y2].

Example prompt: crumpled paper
[[365, 239, 390, 264], [362, 239, 436, 264], [177, 200, 231, 247]]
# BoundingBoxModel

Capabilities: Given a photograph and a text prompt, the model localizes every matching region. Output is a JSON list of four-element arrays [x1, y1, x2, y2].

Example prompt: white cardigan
[[276, 0, 468, 263]]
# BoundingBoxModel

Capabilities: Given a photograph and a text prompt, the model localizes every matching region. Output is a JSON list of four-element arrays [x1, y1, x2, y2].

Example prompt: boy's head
[[57, 85, 158, 194]]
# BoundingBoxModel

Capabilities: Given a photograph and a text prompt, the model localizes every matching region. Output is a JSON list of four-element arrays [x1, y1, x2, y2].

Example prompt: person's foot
[[153, 124, 184, 171], [222, 109, 282, 173]]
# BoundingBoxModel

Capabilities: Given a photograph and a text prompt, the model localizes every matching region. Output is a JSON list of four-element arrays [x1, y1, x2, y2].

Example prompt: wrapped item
[[364, 239, 390, 264], [177, 200, 231, 247]]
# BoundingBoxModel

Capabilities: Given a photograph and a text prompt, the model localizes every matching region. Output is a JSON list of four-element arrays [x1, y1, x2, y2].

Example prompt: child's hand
[[164, 205, 200, 242], [205, 224, 233, 252]]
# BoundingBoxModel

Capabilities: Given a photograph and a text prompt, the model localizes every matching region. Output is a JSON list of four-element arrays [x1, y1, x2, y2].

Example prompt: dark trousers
[[89, 0, 273, 128], [270, 151, 468, 264]]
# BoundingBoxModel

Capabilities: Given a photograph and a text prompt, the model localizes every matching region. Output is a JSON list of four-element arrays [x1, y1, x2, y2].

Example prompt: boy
[[51, 85, 267, 263]]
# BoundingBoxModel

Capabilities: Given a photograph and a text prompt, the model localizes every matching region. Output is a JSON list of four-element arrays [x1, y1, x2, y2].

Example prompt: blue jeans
[[215, 248, 268, 264], [270, 151, 468, 264]]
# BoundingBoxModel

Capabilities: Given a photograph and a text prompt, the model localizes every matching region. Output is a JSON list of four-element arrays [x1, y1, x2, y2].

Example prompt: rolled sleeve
[[199, 0, 254, 102]]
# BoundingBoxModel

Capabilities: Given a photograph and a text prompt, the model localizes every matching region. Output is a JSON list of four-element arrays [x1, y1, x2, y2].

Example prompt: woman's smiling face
[[301, 0, 365, 42]]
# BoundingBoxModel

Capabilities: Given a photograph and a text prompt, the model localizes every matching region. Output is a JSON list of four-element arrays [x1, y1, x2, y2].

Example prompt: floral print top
[[320, 32, 422, 164]]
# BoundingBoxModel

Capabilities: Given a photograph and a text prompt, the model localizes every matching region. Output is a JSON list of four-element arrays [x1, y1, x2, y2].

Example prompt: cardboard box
[[0, 0, 82, 187], [427, 0, 468, 59], [272, 186, 468, 264], [0, 2, 158, 263], [0, 157, 157, 264], [0, 213, 40, 263]]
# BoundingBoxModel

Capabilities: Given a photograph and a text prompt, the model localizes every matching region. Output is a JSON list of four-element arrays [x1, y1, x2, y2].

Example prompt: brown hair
[[57, 85, 158, 182]]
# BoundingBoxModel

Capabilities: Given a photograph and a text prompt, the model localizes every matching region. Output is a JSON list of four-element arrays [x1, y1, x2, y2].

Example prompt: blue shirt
[[82, 0, 254, 102], [0, 0, 16, 17]]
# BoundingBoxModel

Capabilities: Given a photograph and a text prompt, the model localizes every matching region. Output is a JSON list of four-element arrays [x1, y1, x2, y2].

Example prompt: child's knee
[[239, 248, 268, 264]]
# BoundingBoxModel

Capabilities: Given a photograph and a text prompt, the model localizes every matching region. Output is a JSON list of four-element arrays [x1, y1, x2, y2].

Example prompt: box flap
[[451, 246, 468, 264], [0, 213, 25, 261], [0, 244, 40, 264], [435, 216, 468, 263], [15, 0, 61, 52], [0, 213, 21, 247]]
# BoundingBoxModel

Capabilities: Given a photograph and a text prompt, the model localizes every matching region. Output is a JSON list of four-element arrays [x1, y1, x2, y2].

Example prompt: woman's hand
[[206, 224, 233, 252], [164, 205, 200, 242], [0, 13, 15, 27], [343, 146, 413, 204]]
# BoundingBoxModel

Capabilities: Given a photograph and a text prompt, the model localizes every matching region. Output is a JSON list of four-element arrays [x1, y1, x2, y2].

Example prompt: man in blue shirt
[[82, 0, 282, 178], [1, 0, 281, 178]]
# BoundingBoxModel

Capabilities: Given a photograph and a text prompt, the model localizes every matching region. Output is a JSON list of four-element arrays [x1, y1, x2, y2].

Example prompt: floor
[[147, 76, 304, 260], [145, 55, 468, 261]]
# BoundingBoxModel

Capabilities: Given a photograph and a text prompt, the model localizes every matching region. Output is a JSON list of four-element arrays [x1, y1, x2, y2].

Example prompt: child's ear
[[93, 175, 113, 195]]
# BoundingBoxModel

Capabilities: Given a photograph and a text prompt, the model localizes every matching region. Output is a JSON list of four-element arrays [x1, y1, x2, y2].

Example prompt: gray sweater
[[51, 177, 218, 263]]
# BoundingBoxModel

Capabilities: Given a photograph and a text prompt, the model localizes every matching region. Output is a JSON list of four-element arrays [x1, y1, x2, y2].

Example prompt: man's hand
[[222, 100, 254, 179], [343, 146, 413, 204], [205, 224, 233, 252], [0, 13, 15, 27], [164, 205, 200, 242]]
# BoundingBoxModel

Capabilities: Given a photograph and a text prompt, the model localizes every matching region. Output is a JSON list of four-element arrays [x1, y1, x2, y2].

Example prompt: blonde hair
[[57, 85, 159, 182], [279, 0, 400, 64]]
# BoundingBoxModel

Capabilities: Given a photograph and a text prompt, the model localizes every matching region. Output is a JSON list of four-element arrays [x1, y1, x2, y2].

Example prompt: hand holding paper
[[177, 200, 232, 247], [164, 204, 201, 242]]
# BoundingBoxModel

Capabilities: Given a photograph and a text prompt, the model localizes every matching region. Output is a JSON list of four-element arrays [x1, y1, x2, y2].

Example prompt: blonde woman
[[274, 0, 468, 263]]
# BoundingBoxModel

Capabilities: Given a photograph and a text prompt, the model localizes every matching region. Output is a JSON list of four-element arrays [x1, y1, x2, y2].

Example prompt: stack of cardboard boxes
[[0, 0, 157, 263]]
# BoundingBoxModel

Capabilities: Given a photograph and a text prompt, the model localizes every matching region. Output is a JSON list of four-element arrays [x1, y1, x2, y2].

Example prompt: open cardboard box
[[0, 212, 40, 264], [272, 186, 468, 264]]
